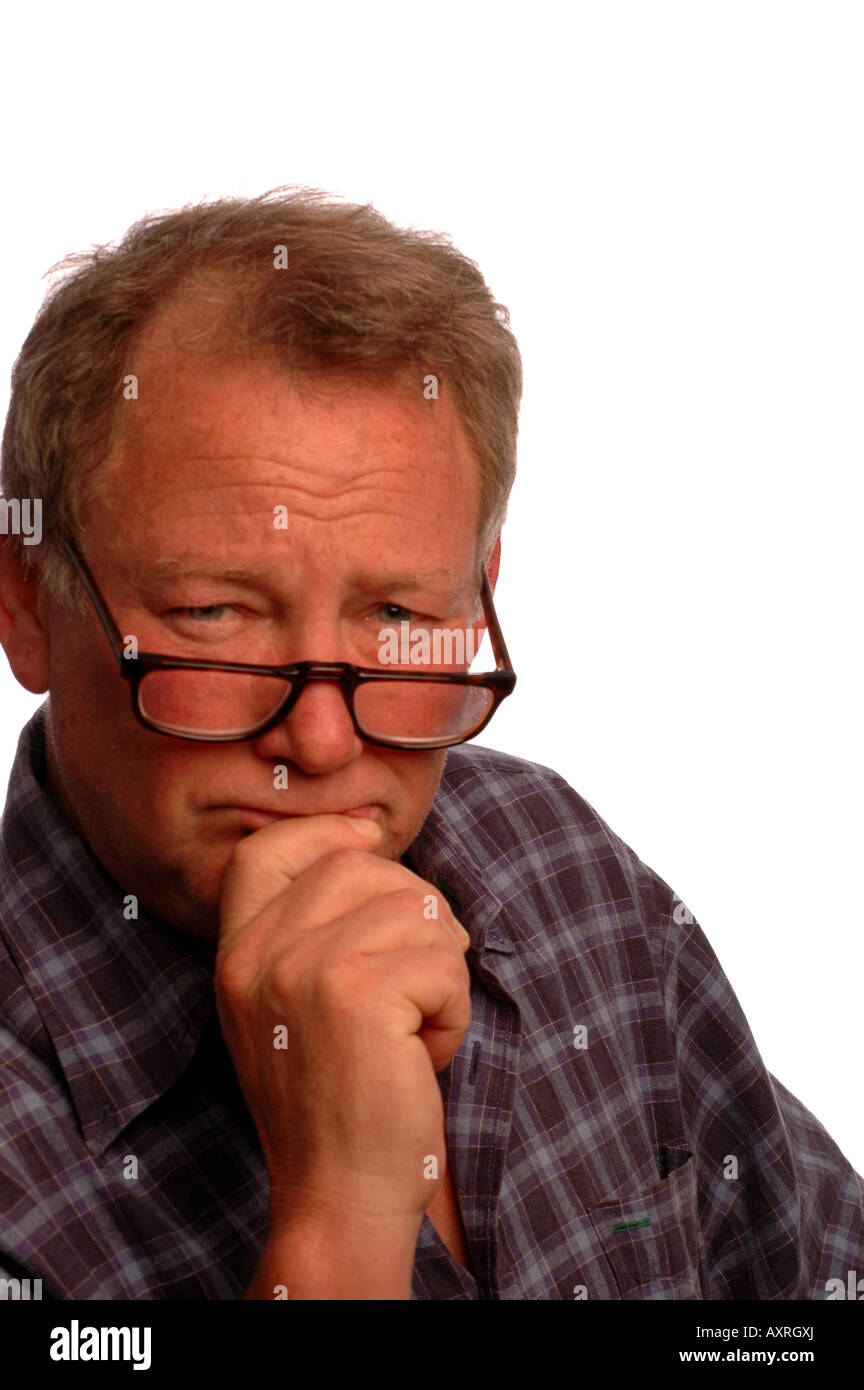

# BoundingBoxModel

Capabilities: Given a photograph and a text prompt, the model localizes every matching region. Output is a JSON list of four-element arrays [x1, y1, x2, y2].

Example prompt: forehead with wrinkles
[[84, 296, 483, 594]]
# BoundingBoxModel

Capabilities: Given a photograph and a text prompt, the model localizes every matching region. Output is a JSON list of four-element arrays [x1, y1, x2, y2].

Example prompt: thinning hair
[[1, 186, 522, 609]]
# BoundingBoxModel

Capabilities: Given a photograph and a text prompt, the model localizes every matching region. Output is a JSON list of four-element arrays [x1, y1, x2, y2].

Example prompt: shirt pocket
[[583, 1148, 705, 1299]]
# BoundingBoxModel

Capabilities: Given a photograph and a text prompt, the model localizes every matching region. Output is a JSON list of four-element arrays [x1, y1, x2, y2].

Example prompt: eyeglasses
[[60, 536, 516, 748]]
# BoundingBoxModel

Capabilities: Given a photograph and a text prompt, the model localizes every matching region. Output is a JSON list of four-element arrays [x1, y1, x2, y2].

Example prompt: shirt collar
[[0, 704, 214, 1156], [402, 747, 516, 955]]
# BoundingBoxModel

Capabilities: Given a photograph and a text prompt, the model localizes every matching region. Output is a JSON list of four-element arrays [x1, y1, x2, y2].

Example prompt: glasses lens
[[138, 669, 293, 738], [137, 669, 495, 744], [354, 680, 495, 745]]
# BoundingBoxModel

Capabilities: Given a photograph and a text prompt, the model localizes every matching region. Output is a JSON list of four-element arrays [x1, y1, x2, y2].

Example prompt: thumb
[[218, 813, 382, 949]]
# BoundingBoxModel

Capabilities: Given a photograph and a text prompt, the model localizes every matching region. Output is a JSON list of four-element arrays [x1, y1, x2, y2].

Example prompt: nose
[[250, 671, 365, 775]]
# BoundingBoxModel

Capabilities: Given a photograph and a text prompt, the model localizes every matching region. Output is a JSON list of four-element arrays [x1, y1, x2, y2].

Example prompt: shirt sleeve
[[654, 885, 864, 1299]]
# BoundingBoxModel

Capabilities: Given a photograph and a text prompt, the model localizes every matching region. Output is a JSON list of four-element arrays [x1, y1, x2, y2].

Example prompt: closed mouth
[[221, 804, 379, 822]]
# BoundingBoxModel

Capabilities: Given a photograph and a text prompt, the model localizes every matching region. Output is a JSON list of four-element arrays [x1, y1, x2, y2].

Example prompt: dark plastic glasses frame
[[60, 536, 517, 749]]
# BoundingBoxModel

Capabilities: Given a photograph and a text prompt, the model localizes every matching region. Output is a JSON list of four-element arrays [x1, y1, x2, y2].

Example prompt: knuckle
[[434, 949, 470, 988], [385, 886, 430, 916], [215, 945, 254, 1005]]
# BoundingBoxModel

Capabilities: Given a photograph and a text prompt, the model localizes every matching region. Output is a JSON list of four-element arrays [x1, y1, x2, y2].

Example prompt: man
[[0, 187, 862, 1301]]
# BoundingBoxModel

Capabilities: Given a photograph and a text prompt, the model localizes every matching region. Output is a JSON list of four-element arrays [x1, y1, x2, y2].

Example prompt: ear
[[0, 536, 51, 693], [484, 533, 502, 591]]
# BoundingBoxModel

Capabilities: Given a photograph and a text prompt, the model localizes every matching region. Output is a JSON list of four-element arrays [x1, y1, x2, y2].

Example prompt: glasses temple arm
[[60, 537, 128, 663], [480, 568, 514, 672]]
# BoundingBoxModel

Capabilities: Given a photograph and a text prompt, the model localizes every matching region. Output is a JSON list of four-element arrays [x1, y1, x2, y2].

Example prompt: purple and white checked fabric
[[1, 706, 862, 1299]]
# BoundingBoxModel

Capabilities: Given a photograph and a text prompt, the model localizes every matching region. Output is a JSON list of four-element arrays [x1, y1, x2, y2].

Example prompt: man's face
[[22, 314, 491, 942]]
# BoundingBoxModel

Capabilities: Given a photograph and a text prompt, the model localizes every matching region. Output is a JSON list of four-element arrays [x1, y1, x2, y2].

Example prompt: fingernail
[[349, 817, 381, 839]]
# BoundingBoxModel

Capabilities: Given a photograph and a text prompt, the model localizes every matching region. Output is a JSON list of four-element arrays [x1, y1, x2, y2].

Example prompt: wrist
[[245, 1209, 422, 1300]]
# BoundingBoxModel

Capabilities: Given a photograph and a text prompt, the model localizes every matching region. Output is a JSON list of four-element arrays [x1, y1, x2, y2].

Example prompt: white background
[[1, 2, 862, 1171]]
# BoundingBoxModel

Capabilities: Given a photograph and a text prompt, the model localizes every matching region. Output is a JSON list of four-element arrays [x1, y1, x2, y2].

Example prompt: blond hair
[[1, 186, 522, 608]]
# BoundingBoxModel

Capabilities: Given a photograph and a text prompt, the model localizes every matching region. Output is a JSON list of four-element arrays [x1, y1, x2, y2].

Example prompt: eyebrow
[[358, 569, 471, 607], [146, 555, 275, 585], [144, 554, 471, 605]]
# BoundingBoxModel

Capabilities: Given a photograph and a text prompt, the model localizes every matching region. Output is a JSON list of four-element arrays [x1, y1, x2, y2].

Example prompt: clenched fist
[[215, 813, 472, 1297]]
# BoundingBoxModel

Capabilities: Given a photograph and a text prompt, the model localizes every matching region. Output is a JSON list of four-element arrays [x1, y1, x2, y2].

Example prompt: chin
[[129, 849, 226, 944]]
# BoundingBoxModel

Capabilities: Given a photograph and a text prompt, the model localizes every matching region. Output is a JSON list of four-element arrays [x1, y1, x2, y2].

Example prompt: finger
[[219, 813, 382, 947], [358, 948, 472, 1044], [315, 889, 473, 963], [269, 866, 471, 952]]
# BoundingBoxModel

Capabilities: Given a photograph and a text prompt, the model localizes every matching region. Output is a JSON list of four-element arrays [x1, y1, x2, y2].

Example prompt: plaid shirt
[[1, 706, 862, 1300]]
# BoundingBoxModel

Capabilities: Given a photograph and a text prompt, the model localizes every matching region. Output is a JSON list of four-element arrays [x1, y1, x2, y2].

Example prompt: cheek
[[384, 750, 446, 828], [50, 636, 127, 736], [385, 746, 443, 786], [50, 679, 194, 820]]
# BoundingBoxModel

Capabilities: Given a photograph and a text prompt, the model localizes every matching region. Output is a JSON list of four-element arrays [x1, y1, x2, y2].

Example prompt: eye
[[377, 603, 416, 623], [173, 604, 235, 622]]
